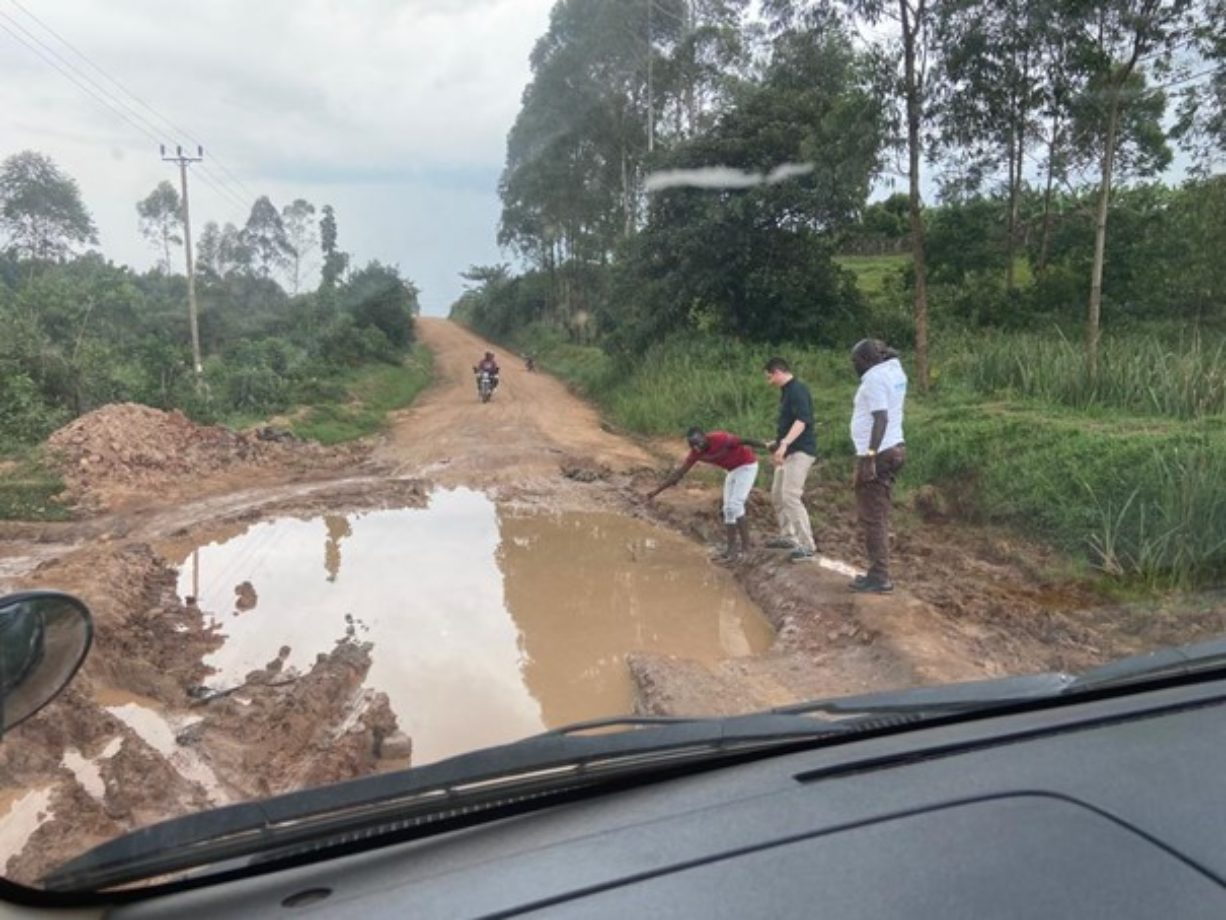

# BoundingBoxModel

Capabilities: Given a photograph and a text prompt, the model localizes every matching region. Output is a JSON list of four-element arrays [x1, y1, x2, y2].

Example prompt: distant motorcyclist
[[473, 351, 500, 396], [524, 353, 536, 373]]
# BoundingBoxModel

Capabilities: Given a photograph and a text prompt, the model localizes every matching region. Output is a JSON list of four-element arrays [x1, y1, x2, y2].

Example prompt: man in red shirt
[[646, 427, 766, 562]]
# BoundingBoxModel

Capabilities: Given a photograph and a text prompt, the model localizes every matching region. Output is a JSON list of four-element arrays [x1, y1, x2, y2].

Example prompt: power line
[[194, 166, 252, 222], [0, 9, 174, 145], [0, 10, 250, 223], [0, 16, 165, 147], [6, 0, 260, 204]]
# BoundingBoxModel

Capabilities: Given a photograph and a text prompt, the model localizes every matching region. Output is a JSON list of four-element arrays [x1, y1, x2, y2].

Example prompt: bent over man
[[647, 427, 764, 563]]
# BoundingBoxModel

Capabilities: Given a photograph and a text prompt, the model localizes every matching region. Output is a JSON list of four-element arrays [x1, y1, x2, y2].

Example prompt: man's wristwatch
[[866, 449, 877, 458]]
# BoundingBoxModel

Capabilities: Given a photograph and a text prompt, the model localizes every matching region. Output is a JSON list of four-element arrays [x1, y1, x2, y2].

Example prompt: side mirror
[[0, 591, 93, 737]]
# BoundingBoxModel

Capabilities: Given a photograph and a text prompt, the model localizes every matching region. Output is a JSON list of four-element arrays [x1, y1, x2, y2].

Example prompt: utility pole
[[161, 144, 204, 385]]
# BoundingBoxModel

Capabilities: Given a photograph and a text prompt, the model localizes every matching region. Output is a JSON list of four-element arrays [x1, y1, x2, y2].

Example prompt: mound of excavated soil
[[46, 403, 348, 512]]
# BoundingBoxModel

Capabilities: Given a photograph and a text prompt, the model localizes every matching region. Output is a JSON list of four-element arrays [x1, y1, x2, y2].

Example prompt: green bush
[[0, 366, 69, 443], [292, 344, 433, 445]]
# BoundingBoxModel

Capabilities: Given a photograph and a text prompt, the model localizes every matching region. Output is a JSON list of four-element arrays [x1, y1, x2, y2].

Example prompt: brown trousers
[[854, 444, 906, 582]]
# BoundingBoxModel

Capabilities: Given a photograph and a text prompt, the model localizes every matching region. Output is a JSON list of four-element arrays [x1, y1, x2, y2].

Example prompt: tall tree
[[499, 0, 694, 276], [218, 222, 253, 277], [1173, 0, 1226, 167], [935, 0, 1049, 291], [1033, 4, 1088, 277], [240, 196, 293, 281], [1071, 0, 1193, 376], [196, 220, 222, 279], [0, 151, 97, 263], [136, 180, 183, 274], [817, 0, 937, 390], [655, 0, 752, 143], [281, 198, 318, 294], [319, 204, 348, 290], [770, 0, 939, 387]]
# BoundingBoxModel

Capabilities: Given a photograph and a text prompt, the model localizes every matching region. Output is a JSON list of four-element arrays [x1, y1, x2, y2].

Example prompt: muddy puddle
[[166, 488, 773, 765]]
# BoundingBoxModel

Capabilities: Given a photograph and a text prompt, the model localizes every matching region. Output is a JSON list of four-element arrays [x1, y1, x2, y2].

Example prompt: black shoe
[[850, 575, 893, 593], [789, 547, 815, 563]]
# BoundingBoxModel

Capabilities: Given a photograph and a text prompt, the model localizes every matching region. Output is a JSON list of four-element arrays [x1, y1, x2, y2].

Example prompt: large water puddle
[[169, 489, 773, 764]]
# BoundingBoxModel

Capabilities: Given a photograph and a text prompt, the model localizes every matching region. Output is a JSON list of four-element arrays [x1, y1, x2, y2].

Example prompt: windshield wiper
[[1066, 636, 1226, 691], [772, 672, 1075, 719], [48, 637, 1226, 893], [772, 635, 1226, 722], [46, 710, 847, 892]]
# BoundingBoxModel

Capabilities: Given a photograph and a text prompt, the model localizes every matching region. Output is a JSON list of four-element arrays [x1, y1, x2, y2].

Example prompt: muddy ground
[[1, 317, 1223, 886]]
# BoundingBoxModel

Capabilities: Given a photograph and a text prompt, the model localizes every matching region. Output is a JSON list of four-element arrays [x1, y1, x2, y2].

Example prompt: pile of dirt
[[46, 404, 349, 511]]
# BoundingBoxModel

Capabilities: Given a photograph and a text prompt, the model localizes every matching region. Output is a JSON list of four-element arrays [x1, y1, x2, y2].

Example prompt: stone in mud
[[380, 731, 413, 761], [560, 459, 611, 483]]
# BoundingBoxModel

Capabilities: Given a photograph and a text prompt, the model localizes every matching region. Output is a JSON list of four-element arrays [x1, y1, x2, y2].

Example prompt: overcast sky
[[1, 0, 555, 314]]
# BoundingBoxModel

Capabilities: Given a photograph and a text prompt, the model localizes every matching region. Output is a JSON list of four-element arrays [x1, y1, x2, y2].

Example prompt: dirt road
[[2, 318, 1220, 886], [376, 318, 651, 488]]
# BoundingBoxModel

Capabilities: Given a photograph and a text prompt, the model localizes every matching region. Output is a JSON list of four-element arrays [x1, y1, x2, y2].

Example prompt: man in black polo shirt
[[763, 357, 817, 562]]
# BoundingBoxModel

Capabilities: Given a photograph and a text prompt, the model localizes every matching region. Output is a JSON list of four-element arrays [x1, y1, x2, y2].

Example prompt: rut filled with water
[[168, 488, 774, 764]]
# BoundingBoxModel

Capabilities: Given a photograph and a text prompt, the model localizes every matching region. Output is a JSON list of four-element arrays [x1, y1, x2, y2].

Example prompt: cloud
[[0, 0, 553, 312], [643, 162, 816, 192]]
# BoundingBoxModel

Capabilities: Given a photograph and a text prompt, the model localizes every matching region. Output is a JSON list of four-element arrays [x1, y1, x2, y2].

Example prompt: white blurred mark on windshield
[[644, 162, 815, 192]]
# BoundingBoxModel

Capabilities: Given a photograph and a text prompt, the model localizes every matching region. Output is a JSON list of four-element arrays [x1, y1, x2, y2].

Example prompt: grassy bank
[[0, 451, 72, 521], [291, 344, 434, 445], [492, 324, 1226, 588]]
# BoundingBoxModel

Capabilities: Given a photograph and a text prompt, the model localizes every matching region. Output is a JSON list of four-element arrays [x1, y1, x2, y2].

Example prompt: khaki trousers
[[770, 451, 815, 552]]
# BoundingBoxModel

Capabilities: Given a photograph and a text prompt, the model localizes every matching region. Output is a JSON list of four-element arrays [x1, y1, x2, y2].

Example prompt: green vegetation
[[292, 345, 433, 445], [0, 149, 423, 462], [496, 326, 1226, 589], [0, 451, 71, 522], [835, 255, 908, 302], [454, 0, 1224, 590], [941, 330, 1226, 420]]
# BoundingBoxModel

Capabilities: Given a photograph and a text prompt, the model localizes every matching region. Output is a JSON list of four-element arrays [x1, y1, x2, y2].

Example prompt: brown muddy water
[[166, 488, 774, 765]]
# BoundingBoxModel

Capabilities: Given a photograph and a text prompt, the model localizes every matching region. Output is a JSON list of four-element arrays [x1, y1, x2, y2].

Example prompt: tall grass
[[1083, 448, 1226, 588], [597, 337, 854, 446], [0, 450, 72, 521], [292, 345, 434, 445], [516, 327, 1226, 588], [942, 329, 1226, 420]]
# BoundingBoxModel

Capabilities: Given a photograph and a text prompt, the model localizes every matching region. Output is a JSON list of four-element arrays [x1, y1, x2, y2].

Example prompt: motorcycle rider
[[473, 351, 500, 396]]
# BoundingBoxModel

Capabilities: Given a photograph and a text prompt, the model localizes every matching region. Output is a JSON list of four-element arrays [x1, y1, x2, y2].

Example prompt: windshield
[[1, 0, 1224, 894]]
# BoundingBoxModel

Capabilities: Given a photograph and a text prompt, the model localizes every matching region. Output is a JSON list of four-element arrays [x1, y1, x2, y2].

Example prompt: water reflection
[[323, 515, 351, 583], [496, 510, 773, 727], [172, 489, 772, 765]]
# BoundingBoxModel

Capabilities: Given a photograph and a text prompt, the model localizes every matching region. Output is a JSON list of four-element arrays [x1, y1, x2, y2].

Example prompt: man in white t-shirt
[[849, 339, 908, 593]]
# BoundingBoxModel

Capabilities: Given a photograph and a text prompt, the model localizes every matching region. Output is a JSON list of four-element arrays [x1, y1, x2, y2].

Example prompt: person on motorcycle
[[473, 352, 500, 396]]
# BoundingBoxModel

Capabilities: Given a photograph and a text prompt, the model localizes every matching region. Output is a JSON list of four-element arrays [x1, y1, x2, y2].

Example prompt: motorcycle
[[477, 370, 495, 403]]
